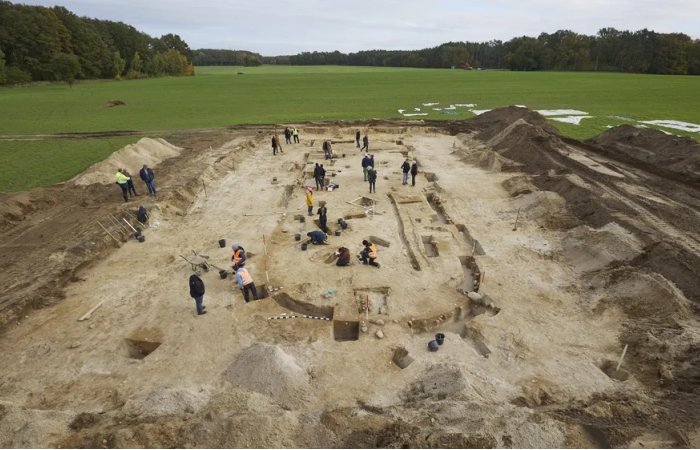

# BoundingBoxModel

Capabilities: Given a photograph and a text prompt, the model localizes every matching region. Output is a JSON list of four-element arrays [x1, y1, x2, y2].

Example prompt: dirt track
[[0, 109, 699, 448]]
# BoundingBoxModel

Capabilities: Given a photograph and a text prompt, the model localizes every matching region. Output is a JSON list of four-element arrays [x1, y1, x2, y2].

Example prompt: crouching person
[[235, 266, 257, 303], [336, 247, 350, 266], [359, 240, 380, 268]]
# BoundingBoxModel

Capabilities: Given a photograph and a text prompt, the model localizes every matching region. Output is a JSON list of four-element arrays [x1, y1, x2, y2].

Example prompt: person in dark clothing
[[313, 163, 322, 189], [319, 164, 326, 187], [336, 247, 350, 266], [139, 165, 156, 195], [284, 127, 292, 145], [355, 130, 361, 148], [410, 161, 418, 186], [137, 205, 148, 224], [188, 270, 206, 315], [306, 230, 328, 245], [401, 159, 410, 185], [367, 166, 377, 193], [122, 169, 138, 197], [361, 134, 369, 152], [361, 154, 371, 181], [271, 136, 278, 155], [318, 204, 328, 233]]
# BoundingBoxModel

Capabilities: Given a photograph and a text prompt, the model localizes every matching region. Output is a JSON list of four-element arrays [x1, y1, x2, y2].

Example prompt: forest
[[263, 29, 700, 75], [0, 1, 194, 85]]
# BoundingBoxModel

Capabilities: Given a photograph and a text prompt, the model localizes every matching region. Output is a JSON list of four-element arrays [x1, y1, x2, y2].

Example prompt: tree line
[[191, 49, 262, 67], [0, 1, 194, 86], [262, 29, 700, 75]]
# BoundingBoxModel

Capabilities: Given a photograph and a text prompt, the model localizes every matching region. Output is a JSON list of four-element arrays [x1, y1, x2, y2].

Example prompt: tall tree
[[50, 52, 80, 87]]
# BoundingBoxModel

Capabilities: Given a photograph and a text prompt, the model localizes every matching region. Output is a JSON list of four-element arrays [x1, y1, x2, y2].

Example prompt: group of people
[[400, 159, 419, 186], [306, 231, 380, 269], [272, 127, 300, 155], [114, 165, 157, 202], [355, 129, 369, 151], [313, 163, 327, 190], [187, 242, 258, 316]]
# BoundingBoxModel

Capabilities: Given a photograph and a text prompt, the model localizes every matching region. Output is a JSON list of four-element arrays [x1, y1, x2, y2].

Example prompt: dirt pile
[[561, 223, 644, 273], [222, 343, 311, 408], [71, 138, 182, 186], [470, 106, 559, 140], [586, 125, 700, 185]]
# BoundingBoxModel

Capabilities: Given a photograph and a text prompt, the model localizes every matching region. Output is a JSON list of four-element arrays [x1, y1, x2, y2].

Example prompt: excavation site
[[0, 107, 699, 448]]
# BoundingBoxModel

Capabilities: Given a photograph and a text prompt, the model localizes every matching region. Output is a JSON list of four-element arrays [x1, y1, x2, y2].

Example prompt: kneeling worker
[[335, 247, 350, 266], [359, 240, 380, 268], [235, 266, 258, 303], [231, 244, 247, 270], [307, 230, 328, 245]]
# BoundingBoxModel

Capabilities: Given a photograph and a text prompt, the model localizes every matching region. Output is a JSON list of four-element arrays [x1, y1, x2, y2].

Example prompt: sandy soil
[[0, 110, 698, 448]]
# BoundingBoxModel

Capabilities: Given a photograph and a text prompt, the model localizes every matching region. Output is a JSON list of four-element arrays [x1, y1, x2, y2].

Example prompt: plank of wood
[[77, 300, 104, 321]]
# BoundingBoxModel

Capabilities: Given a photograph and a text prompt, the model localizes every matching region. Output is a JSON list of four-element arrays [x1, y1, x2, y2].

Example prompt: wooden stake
[[513, 207, 521, 231], [96, 221, 120, 244], [616, 344, 629, 371], [78, 300, 104, 321], [202, 180, 207, 198], [262, 234, 270, 284]]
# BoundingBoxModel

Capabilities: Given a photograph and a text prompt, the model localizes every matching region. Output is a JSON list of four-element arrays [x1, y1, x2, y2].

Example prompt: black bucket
[[218, 239, 226, 248], [435, 333, 445, 345], [335, 230, 341, 236], [300, 216, 305, 223], [219, 270, 228, 279], [340, 220, 348, 230], [301, 243, 308, 251], [137, 235, 145, 243], [428, 340, 439, 352], [295, 233, 301, 241]]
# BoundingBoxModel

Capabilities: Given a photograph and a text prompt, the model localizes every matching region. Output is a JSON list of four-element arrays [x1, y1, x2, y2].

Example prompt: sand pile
[[72, 138, 182, 186], [587, 125, 700, 185], [222, 343, 310, 408], [562, 223, 644, 273], [122, 386, 210, 418], [407, 364, 470, 401]]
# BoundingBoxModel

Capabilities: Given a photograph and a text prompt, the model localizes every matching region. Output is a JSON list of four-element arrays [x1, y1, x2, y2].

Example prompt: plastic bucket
[[218, 239, 226, 248], [300, 216, 305, 223], [301, 243, 308, 251], [428, 340, 439, 352], [435, 333, 445, 345], [219, 270, 228, 279], [295, 233, 301, 241], [137, 235, 145, 243], [335, 230, 341, 236]]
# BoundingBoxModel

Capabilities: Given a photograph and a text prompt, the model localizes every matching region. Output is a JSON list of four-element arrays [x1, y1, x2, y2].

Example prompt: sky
[[19, 0, 700, 55]]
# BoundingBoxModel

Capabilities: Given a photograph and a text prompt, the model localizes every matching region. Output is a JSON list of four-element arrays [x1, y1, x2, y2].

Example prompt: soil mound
[[222, 343, 310, 408], [71, 138, 182, 186], [471, 106, 559, 140], [586, 125, 700, 185], [122, 386, 209, 418], [407, 364, 470, 401], [561, 223, 644, 273]]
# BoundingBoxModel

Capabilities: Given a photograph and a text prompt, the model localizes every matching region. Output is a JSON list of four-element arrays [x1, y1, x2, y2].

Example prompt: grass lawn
[[1, 65, 699, 191]]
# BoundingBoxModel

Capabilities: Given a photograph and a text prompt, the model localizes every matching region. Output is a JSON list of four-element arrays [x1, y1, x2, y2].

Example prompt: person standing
[[275, 132, 283, 153], [367, 166, 377, 194], [361, 134, 369, 152], [293, 127, 300, 143], [401, 159, 410, 185], [411, 161, 418, 187], [188, 270, 207, 315], [313, 163, 322, 189], [355, 129, 361, 148], [305, 187, 314, 216], [231, 243, 247, 270], [271, 135, 278, 156], [139, 164, 157, 196], [319, 164, 326, 188], [318, 203, 328, 233], [122, 169, 138, 197], [284, 127, 292, 145], [235, 266, 258, 303], [361, 154, 371, 181], [115, 169, 130, 202]]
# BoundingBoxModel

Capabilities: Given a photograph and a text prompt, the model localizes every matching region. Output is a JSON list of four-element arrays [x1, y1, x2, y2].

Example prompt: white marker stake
[[616, 344, 629, 371]]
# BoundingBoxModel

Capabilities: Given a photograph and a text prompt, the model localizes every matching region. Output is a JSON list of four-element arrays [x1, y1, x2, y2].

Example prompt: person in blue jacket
[[139, 165, 157, 196]]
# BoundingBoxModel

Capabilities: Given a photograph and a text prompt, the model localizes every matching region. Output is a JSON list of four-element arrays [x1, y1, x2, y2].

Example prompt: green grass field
[[1, 65, 699, 191]]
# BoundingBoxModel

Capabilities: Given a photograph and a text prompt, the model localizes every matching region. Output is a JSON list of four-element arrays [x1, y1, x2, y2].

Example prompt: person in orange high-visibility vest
[[359, 239, 380, 268], [231, 243, 247, 270], [235, 266, 257, 303]]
